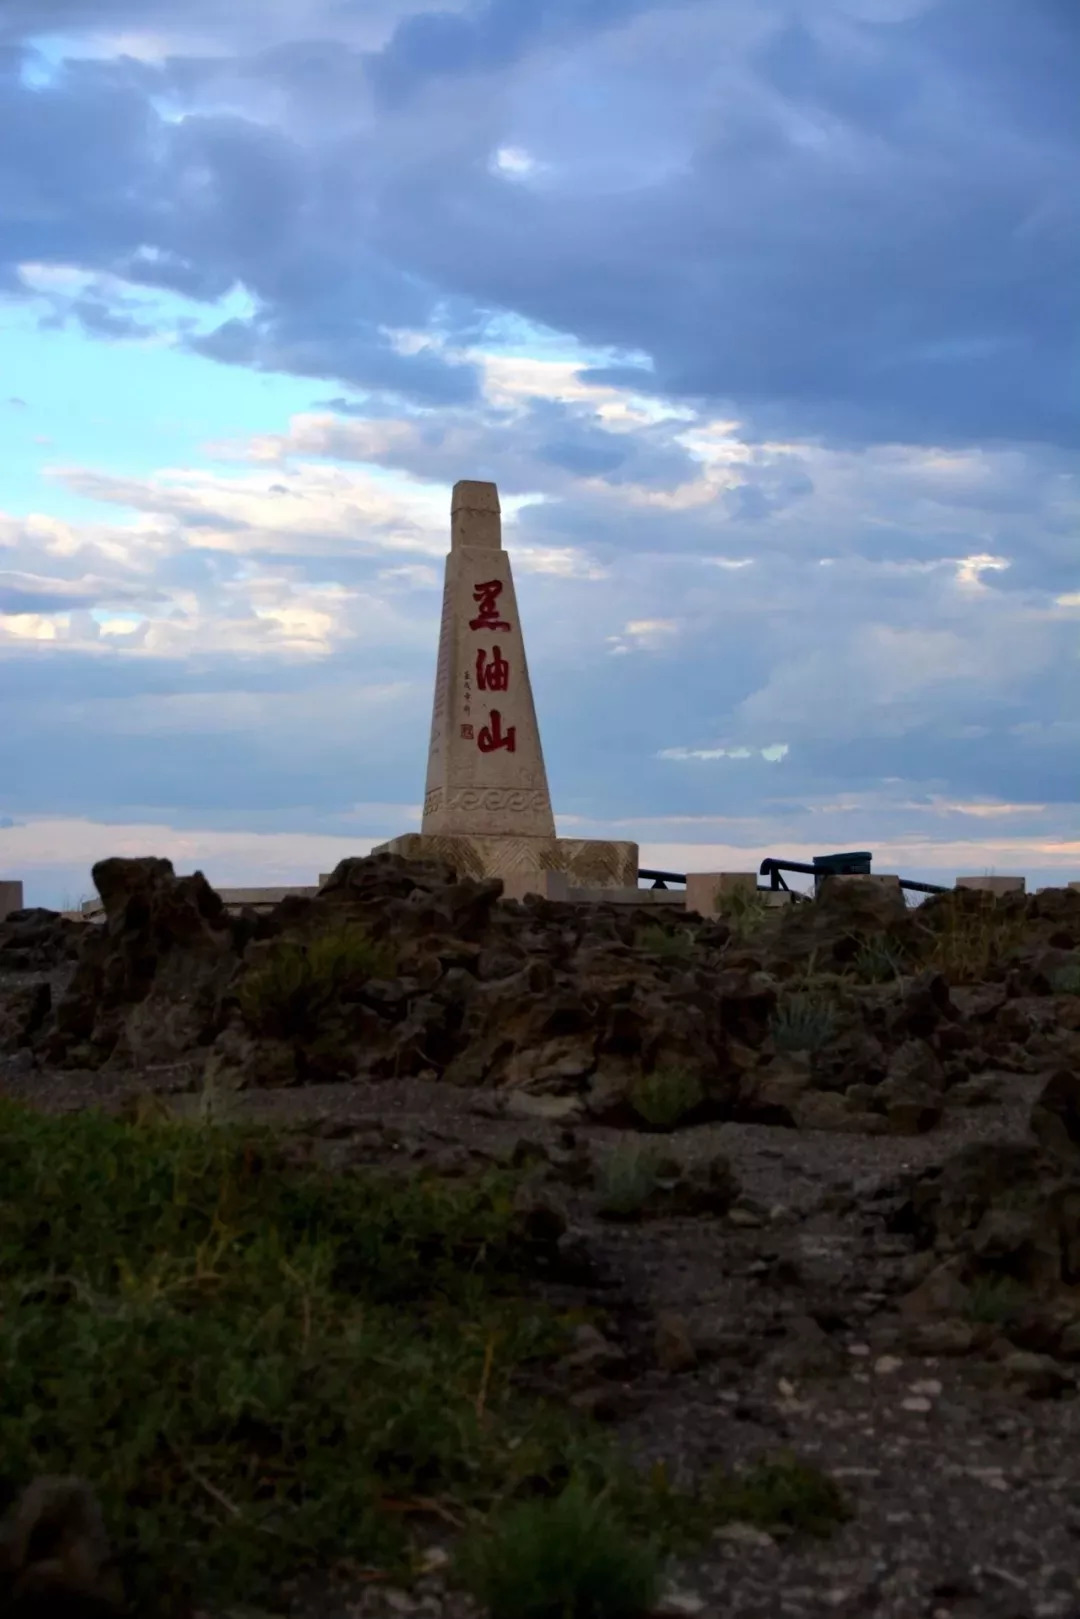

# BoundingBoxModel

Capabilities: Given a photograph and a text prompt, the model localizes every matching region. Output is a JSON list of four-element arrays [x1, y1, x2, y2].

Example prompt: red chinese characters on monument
[[469, 579, 512, 632], [477, 710, 515, 754], [475, 645, 509, 692], [468, 580, 515, 753]]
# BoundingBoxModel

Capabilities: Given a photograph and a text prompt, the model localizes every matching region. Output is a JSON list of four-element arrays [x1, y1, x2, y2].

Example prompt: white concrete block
[[684, 871, 757, 917], [955, 875, 1026, 895], [0, 880, 24, 922]]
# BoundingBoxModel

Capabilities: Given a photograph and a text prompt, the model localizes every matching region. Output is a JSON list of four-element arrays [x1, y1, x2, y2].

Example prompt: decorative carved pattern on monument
[[449, 789, 549, 814], [379, 832, 638, 888], [423, 790, 443, 817]]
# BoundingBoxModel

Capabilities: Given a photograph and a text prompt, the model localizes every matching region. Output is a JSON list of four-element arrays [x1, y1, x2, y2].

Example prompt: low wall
[[0, 880, 24, 922]]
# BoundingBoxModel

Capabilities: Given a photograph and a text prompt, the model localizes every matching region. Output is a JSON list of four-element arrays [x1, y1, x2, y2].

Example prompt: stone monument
[[373, 480, 638, 891]]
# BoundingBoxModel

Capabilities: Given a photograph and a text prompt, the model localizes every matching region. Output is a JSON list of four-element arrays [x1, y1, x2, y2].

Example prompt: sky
[[0, 0, 1077, 909]]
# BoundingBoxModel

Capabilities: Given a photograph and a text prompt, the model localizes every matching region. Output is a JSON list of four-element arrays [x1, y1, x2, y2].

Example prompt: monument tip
[[450, 479, 502, 550], [451, 479, 500, 511]]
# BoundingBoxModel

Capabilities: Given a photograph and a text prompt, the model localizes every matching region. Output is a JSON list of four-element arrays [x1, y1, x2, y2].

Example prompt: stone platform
[[371, 833, 638, 890]]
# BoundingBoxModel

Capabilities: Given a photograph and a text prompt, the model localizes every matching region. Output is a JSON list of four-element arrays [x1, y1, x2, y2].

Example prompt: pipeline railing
[[639, 867, 686, 889], [759, 855, 947, 898], [638, 855, 949, 897]]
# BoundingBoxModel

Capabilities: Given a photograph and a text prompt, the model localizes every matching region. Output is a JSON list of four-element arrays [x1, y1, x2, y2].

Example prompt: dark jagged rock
[[7, 855, 1080, 1141], [36, 858, 238, 1069], [0, 1477, 125, 1619], [905, 1139, 1080, 1292]]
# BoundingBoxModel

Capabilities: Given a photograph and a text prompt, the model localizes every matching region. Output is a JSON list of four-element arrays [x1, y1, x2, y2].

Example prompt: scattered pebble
[[874, 1355, 904, 1375], [714, 1522, 777, 1549], [901, 1396, 933, 1412], [655, 1590, 707, 1615]]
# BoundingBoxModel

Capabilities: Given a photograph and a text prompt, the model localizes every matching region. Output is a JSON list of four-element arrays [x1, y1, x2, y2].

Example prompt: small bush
[[614, 1453, 848, 1551], [851, 934, 907, 984], [716, 886, 770, 920], [965, 1275, 1029, 1325], [238, 924, 396, 1041], [1048, 957, 1080, 995], [769, 992, 838, 1054], [913, 894, 1029, 983], [597, 1143, 665, 1219], [628, 1068, 704, 1130], [712, 1455, 850, 1538], [634, 924, 696, 962], [457, 1478, 662, 1619]]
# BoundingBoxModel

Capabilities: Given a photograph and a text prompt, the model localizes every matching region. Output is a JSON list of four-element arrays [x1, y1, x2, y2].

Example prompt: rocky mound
[[3, 854, 1080, 1138]]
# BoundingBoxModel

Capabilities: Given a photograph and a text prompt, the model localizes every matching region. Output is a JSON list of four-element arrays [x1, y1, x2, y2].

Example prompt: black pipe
[[638, 867, 686, 889]]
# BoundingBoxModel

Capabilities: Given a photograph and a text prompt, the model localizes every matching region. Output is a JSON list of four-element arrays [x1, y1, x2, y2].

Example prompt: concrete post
[[0, 880, 24, 921]]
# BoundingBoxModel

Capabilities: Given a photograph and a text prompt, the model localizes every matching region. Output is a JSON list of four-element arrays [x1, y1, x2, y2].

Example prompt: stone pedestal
[[373, 832, 638, 890], [956, 875, 1025, 895]]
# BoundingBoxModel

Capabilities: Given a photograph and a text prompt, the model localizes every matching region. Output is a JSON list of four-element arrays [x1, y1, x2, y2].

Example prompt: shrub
[[851, 934, 908, 984], [710, 1455, 850, 1538], [769, 992, 838, 1054], [965, 1275, 1029, 1325], [237, 924, 396, 1041], [1048, 957, 1080, 995], [628, 1068, 704, 1130], [716, 886, 770, 921], [457, 1478, 662, 1619], [912, 893, 1029, 983], [596, 1142, 666, 1219], [634, 923, 697, 961]]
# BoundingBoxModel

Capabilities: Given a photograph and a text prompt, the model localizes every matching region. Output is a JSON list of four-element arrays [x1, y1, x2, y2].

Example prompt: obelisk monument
[[421, 480, 556, 839], [373, 480, 637, 891]]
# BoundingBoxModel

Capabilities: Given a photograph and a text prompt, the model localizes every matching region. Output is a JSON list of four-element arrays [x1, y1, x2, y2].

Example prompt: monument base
[[371, 833, 639, 891]]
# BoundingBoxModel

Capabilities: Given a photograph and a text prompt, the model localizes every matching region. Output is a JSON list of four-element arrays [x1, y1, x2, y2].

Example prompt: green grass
[[628, 1068, 704, 1130], [0, 1104, 847, 1618], [0, 1103, 591, 1615], [596, 1143, 666, 1219], [456, 1478, 663, 1619], [768, 992, 839, 1054], [237, 924, 396, 1042], [708, 1455, 850, 1539]]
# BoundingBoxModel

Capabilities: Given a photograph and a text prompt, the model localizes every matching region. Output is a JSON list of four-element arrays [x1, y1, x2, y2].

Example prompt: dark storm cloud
[[0, 51, 480, 405], [367, 0, 1078, 448], [1, 0, 1074, 443], [368, 0, 674, 103]]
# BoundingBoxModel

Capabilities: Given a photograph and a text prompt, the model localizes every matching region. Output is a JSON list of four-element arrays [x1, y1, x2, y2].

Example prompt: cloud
[[0, 0, 1072, 443], [659, 743, 790, 762]]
